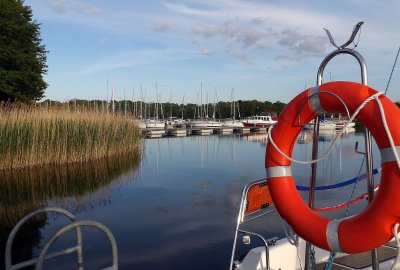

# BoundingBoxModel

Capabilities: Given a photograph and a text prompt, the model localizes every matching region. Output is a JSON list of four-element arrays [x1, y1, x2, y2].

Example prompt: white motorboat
[[187, 119, 222, 129], [304, 120, 356, 131], [222, 119, 244, 128], [145, 118, 165, 129], [304, 113, 356, 131], [136, 119, 147, 130], [335, 120, 356, 129], [304, 120, 337, 130], [165, 117, 186, 129], [242, 115, 277, 128]]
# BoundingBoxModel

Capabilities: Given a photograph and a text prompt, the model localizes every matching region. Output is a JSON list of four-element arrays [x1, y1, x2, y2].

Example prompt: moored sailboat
[[222, 89, 244, 128]]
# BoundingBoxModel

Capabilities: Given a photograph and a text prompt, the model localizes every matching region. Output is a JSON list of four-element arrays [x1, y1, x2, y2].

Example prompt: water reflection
[[242, 132, 268, 146], [0, 152, 141, 269], [0, 151, 142, 226], [0, 131, 382, 269], [241, 128, 356, 146]]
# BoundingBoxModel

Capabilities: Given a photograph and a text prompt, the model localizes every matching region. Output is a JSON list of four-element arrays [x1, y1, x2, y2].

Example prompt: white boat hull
[[146, 120, 165, 129], [222, 120, 244, 128], [187, 120, 222, 128], [336, 121, 356, 129], [304, 121, 356, 131], [304, 122, 336, 130], [135, 120, 147, 130]]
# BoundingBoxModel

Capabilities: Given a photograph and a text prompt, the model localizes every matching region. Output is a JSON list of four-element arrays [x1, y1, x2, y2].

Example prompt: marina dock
[[144, 127, 261, 138]]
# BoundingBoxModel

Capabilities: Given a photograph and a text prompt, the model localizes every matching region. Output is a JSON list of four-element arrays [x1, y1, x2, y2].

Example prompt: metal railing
[[229, 178, 276, 270], [5, 207, 118, 270]]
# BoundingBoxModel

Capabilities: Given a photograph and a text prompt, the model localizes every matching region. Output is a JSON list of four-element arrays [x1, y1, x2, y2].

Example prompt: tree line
[[38, 99, 287, 120], [40, 98, 400, 120]]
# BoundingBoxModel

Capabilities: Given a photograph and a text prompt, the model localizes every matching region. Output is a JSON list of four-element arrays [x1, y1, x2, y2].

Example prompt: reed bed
[[0, 103, 142, 169]]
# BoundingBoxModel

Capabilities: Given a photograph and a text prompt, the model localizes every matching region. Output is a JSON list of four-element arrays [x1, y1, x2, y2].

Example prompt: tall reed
[[0, 103, 142, 169]]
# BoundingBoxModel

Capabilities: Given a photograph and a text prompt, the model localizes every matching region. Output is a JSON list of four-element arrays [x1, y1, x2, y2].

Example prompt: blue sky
[[26, 0, 400, 104]]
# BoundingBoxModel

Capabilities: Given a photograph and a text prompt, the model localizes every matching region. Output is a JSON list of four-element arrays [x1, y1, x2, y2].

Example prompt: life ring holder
[[265, 47, 400, 254], [296, 48, 365, 129]]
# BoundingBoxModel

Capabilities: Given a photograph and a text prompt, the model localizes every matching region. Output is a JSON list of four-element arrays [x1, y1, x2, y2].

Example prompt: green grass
[[0, 103, 142, 169]]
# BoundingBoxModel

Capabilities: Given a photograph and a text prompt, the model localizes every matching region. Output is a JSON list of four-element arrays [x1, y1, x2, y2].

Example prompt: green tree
[[271, 101, 286, 113], [0, 0, 47, 101]]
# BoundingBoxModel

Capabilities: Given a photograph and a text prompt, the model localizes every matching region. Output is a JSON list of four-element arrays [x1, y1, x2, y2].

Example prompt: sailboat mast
[[132, 87, 135, 117], [106, 78, 109, 112], [181, 94, 185, 119], [155, 83, 159, 120], [213, 88, 217, 120], [111, 84, 115, 114], [140, 83, 143, 119], [232, 88, 235, 119], [206, 91, 209, 119], [200, 83, 203, 119], [169, 91, 172, 118]]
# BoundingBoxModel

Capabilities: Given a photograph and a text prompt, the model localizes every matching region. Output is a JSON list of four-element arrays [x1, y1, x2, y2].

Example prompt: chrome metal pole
[[365, 129, 379, 269], [309, 120, 320, 208], [305, 117, 320, 270], [305, 47, 379, 269], [317, 48, 378, 269]]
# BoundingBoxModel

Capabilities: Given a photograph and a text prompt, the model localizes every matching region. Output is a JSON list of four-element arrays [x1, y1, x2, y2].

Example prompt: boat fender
[[265, 81, 400, 253]]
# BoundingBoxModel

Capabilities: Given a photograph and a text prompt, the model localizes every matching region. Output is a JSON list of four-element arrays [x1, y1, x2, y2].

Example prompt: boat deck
[[316, 241, 398, 270]]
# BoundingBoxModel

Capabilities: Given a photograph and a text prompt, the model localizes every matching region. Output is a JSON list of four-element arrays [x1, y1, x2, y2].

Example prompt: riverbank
[[0, 103, 142, 169]]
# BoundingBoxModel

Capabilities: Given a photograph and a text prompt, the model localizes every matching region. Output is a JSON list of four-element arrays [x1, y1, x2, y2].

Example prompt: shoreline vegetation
[[0, 103, 142, 170]]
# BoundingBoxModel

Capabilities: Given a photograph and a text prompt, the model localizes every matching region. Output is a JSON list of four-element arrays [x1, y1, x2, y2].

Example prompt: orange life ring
[[265, 81, 400, 253]]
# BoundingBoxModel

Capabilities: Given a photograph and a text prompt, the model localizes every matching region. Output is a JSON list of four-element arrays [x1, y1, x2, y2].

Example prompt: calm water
[[0, 130, 381, 269]]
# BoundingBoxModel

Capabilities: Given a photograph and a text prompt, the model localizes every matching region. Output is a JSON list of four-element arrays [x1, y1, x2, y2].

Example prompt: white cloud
[[162, 1, 225, 19], [225, 48, 251, 64], [198, 48, 213, 56], [48, 0, 101, 15], [87, 7, 101, 15], [49, 0, 67, 14], [152, 22, 172, 33], [192, 26, 217, 38], [78, 48, 201, 76], [275, 28, 328, 61], [161, 0, 349, 64]]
